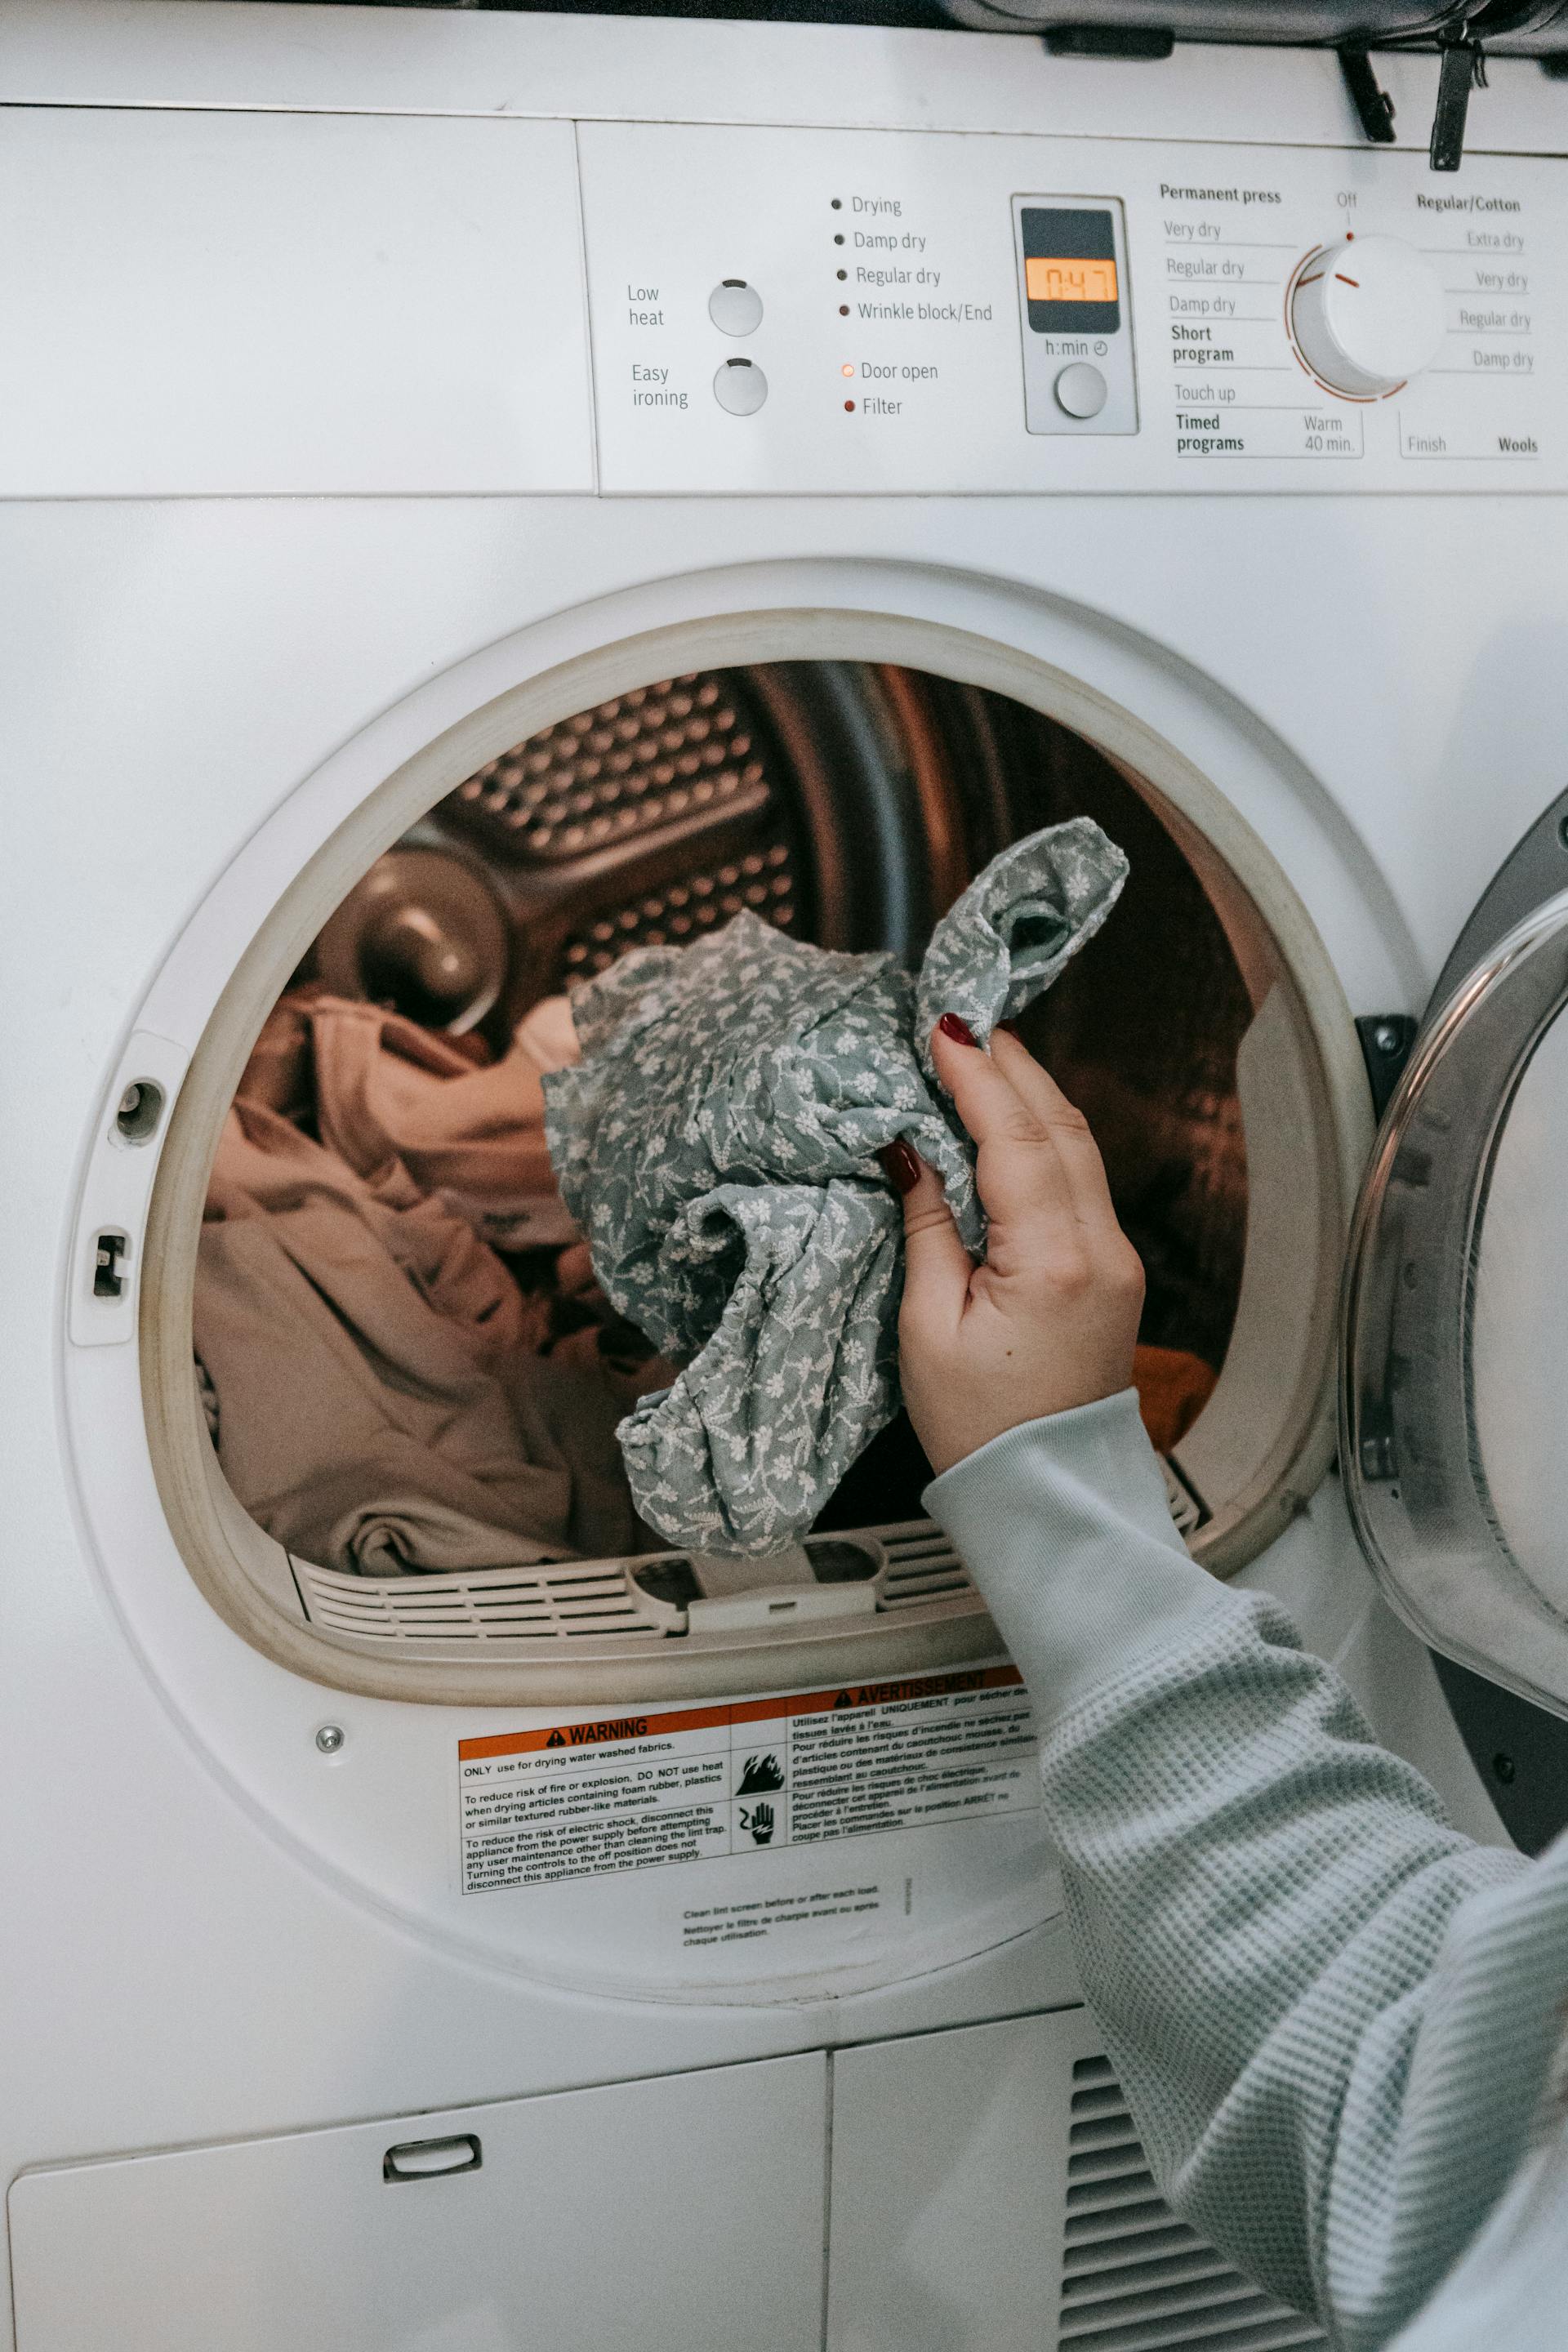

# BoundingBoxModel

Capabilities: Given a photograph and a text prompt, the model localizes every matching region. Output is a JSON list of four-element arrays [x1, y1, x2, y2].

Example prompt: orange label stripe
[[458, 1665, 1024, 1762]]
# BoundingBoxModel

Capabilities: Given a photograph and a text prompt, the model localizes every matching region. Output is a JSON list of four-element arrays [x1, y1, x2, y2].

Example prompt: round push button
[[713, 358, 768, 416], [1054, 362, 1108, 420], [708, 279, 764, 336]]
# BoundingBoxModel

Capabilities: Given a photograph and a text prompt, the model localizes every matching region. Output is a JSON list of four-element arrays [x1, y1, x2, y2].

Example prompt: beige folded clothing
[[240, 991, 581, 1248], [207, 1096, 545, 1363], [197, 1201, 573, 1575], [197, 996, 657, 1577]]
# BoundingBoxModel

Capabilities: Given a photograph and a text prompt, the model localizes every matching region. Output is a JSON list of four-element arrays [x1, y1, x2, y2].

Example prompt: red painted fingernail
[[937, 1012, 978, 1048], [878, 1138, 922, 1196]]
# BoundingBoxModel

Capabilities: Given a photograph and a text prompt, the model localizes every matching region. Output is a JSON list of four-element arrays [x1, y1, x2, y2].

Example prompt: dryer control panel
[[577, 122, 1563, 494]]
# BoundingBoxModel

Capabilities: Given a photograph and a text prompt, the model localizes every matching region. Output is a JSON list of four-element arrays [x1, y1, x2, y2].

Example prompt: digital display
[[1019, 207, 1121, 336], [1024, 256, 1119, 306]]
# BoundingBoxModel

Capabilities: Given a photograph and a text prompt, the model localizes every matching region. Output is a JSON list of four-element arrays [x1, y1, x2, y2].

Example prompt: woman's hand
[[880, 1017, 1145, 1477]]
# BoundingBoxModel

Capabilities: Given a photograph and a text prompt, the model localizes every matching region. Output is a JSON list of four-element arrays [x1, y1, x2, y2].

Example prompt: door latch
[[92, 1232, 129, 1300], [382, 2133, 483, 2183]]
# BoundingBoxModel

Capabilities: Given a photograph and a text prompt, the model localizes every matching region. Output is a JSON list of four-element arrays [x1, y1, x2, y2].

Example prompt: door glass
[[1469, 1009, 1568, 1618], [1341, 850, 1568, 1721]]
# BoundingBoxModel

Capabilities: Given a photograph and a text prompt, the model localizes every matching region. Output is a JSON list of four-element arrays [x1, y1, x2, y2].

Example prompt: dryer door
[[1343, 791, 1568, 1722]]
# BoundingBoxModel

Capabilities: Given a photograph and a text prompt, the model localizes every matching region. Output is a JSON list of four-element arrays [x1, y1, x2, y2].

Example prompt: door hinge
[[1356, 1013, 1419, 1119]]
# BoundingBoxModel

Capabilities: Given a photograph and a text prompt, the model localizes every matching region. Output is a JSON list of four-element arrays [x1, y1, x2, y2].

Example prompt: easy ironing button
[[1054, 361, 1108, 419], [713, 358, 768, 415]]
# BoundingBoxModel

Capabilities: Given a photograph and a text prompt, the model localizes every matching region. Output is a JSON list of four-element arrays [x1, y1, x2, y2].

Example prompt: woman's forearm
[[927, 1392, 1540, 2348], [889, 1028, 1564, 2348]]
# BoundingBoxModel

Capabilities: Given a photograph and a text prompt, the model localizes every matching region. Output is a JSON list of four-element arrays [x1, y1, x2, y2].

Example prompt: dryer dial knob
[[1290, 235, 1446, 398]]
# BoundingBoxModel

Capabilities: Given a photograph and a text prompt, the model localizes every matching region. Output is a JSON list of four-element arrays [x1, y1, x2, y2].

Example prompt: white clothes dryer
[[3, 5, 1568, 2347]]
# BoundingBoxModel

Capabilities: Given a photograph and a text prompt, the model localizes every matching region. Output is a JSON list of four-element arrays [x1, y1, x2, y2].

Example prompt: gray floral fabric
[[542, 819, 1128, 1556]]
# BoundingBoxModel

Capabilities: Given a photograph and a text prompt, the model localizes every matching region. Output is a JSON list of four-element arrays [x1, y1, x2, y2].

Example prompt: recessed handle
[[383, 2132, 483, 2183]]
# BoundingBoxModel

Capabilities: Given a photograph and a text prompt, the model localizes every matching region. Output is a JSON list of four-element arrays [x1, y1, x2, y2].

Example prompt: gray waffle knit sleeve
[[926, 1394, 1566, 2352]]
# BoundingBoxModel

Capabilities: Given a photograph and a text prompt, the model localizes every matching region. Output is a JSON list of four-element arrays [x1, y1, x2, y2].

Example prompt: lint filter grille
[[292, 1557, 666, 1646], [289, 1521, 976, 1652], [1059, 2056, 1325, 2352], [286, 1472, 1197, 1653]]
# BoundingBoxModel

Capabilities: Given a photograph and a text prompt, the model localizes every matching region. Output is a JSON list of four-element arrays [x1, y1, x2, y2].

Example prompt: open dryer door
[[1343, 789, 1568, 1732]]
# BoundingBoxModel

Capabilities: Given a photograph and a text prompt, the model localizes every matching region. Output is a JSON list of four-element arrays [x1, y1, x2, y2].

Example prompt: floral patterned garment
[[541, 819, 1129, 1555]]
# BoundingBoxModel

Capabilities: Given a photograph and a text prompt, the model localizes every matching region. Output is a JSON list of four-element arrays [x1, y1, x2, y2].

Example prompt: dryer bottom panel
[[8, 2052, 827, 2352]]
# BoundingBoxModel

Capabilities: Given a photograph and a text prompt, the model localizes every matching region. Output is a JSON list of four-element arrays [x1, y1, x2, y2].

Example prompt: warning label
[[457, 1668, 1038, 1895]]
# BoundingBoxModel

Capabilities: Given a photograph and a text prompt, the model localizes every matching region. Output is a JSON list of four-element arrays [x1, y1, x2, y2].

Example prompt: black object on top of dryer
[[289, 0, 1568, 60], [951, 0, 1567, 171], [938, 0, 1568, 58]]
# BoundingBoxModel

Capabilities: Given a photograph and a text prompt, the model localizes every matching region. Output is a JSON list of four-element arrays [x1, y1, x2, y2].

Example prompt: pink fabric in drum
[[195, 995, 657, 1577], [246, 991, 582, 1250]]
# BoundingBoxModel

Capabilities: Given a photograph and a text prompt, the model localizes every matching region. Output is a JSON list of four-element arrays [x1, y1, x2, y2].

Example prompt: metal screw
[[1558, 811, 1568, 852], [315, 1724, 345, 1755], [1492, 1750, 1516, 1785], [1372, 1022, 1401, 1056]]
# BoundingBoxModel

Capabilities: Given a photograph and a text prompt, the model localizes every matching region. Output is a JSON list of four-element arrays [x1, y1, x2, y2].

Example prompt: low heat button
[[713, 357, 768, 416], [708, 279, 764, 336], [1054, 361, 1107, 419]]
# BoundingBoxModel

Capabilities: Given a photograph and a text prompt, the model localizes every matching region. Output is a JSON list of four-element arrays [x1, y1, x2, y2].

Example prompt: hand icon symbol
[[746, 1801, 775, 1846]]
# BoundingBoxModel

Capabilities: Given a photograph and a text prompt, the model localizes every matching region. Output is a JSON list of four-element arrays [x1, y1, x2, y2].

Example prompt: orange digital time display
[[1025, 256, 1119, 305], [1019, 206, 1122, 335]]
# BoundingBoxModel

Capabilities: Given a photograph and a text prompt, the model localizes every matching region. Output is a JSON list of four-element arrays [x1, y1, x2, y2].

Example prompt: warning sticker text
[[457, 1668, 1037, 1894]]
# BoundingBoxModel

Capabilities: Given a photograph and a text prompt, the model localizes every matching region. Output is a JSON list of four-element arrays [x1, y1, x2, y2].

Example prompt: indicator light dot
[[839, 304, 849, 315], [841, 362, 855, 377], [844, 400, 855, 412], [831, 198, 842, 210], [834, 234, 844, 245], [836, 270, 847, 281]]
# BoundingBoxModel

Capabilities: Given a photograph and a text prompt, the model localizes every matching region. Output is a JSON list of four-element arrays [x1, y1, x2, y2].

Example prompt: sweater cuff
[[923, 1388, 1227, 1724]]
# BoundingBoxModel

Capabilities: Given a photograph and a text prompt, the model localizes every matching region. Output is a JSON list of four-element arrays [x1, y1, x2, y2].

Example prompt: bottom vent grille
[[1060, 2057, 1325, 2352]]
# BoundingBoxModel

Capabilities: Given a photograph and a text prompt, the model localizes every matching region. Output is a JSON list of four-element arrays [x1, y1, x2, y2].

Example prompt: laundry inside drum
[[191, 660, 1295, 1668]]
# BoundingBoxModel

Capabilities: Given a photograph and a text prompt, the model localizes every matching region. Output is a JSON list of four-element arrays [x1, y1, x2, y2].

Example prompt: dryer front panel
[[7, 105, 1563, 500]]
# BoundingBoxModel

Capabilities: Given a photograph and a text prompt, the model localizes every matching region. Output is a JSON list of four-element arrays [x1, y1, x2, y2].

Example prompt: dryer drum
[[168, 654, 1353, 1702]]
